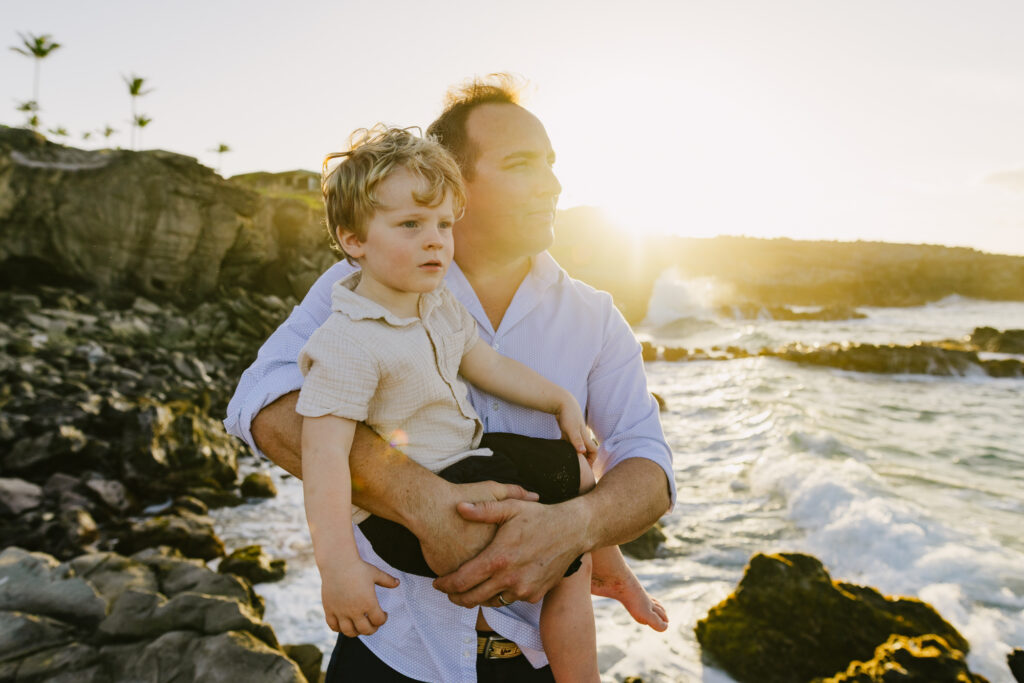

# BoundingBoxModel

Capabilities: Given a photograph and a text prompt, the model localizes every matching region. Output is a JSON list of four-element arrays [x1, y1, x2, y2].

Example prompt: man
[[225, 76, 674, 681]]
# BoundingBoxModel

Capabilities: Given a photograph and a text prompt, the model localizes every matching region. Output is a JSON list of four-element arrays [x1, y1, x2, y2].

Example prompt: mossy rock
[[240, 472, 277, 498], [695, 553, 968, 683], [815, 634, 988, 682], [620, 523, 666, 560], [219, 545, 286, 584]]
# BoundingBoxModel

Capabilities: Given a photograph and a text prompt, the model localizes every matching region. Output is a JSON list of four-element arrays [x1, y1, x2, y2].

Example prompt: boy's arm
[[302, 414, 398, 636], [459, 342, 595, 456], [434, 294, 674, 606]]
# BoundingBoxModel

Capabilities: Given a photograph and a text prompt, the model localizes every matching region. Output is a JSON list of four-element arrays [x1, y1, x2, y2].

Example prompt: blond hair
[[321, 126, 466, 263]]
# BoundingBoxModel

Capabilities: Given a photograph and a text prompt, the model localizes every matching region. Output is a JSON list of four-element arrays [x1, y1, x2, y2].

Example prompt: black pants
[[358, 432, 583, 578], [324, 633, 557, 682]]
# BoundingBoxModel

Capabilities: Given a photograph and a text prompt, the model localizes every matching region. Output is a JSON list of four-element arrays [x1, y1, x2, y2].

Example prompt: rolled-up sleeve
[[223, 261, 355, 457], [587, 296, 676, 509]]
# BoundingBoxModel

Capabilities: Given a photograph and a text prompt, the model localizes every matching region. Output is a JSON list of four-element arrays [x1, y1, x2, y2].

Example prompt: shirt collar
[[330, 271, 444, 326], [445, 252, 565, 335]]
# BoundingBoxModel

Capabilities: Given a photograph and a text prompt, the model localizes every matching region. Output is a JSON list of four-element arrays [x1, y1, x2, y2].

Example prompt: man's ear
[[339, 229, 365, 260]]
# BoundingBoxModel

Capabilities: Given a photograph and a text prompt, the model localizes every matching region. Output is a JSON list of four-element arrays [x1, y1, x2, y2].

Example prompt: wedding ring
[[497, 593, 513, 606]]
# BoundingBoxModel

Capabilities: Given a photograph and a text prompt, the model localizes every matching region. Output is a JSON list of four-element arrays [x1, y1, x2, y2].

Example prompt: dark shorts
[[358, 432, 583, 578]]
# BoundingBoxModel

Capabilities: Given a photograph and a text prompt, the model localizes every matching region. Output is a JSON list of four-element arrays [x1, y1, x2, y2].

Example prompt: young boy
[[298, 126, 666, 681]]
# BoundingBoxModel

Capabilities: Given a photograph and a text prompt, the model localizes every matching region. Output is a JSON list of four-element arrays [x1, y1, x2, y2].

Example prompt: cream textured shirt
[[295, 271, 489, 522]]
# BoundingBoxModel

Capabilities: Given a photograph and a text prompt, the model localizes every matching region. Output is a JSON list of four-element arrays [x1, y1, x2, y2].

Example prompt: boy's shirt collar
[[330, 271, 444, 326]]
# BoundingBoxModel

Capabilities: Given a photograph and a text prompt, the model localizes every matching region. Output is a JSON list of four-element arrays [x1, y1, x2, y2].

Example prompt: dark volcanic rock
[[283, 643, 324, 683], [723, 303, 867, 322], [695, 552, 969, 683], [1010, 648, 1024, 683], [219, 544, 287, 584], [119, 510, 226, 560], [816, 634, 987, 683], [620, 523, 667, 560], [0, 477, 43, 515], [970, 327, 1024, 354], [0, 126, 333, 304], [241, 471, 278, 498]]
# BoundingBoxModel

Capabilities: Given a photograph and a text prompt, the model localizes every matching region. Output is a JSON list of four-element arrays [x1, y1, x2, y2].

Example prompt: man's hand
[[412, 480, 539, 576], [432, 497, 586, 607]]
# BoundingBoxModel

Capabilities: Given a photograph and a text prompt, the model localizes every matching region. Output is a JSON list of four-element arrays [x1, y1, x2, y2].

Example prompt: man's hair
[[426, 73, 524, 180], [321, 126, 466, 263]]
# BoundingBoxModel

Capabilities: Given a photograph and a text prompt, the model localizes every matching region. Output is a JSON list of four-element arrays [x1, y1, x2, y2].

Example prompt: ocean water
[[212, 271, 1024, 682]]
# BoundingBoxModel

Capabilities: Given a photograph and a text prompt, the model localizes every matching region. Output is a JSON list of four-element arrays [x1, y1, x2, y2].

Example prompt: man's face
[[456, 104, 562, 262]]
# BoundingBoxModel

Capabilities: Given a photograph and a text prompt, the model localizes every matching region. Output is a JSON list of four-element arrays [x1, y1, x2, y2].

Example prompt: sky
[[4, 0, 1024, 256]]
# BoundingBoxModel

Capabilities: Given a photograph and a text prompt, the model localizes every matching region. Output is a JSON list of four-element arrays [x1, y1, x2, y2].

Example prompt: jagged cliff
[[0, 126, 334, 304]]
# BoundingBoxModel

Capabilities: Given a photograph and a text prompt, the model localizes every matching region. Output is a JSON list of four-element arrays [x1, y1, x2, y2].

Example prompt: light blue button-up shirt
[[224, 252, 675, 681]]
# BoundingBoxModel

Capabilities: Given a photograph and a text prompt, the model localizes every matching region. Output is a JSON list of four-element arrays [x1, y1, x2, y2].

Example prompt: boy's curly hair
[[322, 126, 466, 263]]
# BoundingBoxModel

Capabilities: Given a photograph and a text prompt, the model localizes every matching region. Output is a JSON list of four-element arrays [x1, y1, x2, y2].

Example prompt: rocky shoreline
[[642, 326, 1024, 379]]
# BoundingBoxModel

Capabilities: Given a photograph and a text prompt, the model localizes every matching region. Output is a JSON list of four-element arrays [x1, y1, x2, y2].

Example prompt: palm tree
[[47, 126, 68, 139], [133, 114, 152, 150], [15, 99, 38, 128], [10, 33, 61, 127], [98, 124, 117, 143], [123, 74, 153, 150], [210, 143, 231, 174]]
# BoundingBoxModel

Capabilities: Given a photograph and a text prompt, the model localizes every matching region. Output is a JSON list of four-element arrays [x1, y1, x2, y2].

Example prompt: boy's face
[[341, 166, 455, 297]]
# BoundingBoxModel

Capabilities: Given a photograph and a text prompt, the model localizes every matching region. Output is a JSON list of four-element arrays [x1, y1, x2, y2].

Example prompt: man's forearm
[[576, 457, 671, 551], [251, 390, 445, 522]]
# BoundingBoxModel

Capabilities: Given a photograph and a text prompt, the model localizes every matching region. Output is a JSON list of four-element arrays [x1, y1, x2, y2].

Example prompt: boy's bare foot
[[591, 568, 669, 632]]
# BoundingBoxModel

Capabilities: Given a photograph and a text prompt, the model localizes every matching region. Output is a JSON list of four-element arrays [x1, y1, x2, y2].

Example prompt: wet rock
[[695, 552, 968, 683], [816, 634, 987, 682], [1010, 648, 1024, 683], [723, 303, 867, 322], [132, 546, 265, 617], [0, 547, 107, 626], [970, 327, 1024, 354], [284, 643, 324, 683], [0, 477, 43, 515], [620, 523, 667, 560], [0, 611, 75, 661], [99, 588, 276, 647], [0, 641, 101, 682], [83, 475, 132, 513], [219, 544, 287, 584], [188, 484, 244, 508], [172, 494, 209, 515], [120, 509, 226, 560], [241, 471, 278, 498], [770, 342, 1023, 378], [68, 552, 159, 606]]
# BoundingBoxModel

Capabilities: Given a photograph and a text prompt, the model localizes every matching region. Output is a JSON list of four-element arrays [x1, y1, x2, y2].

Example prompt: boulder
[[1010, 648, 1024, 683], [219, 544, 287, 584], [620, 523, 667, 560], [0, 477, 43, 515], [99, 588, 276, 647], [696, 553, 968, 683], [131, 546, 265, 617], [241, 471, 278, 498], [815, 634, 987, 682], [284, 643, 324, 683], [0, 611, 75, 661], [0, 547, 107, 625], [68, 552, 159, 606], [970, 327, 1024, 354], [119, 510, 226, 560]]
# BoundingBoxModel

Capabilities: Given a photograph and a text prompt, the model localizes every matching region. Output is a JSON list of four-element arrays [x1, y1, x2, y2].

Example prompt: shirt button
[[493, 342, 500, 351], [464, 636, 474, 644], [463, 650, 473, 658], [492, 401, 500, 411]]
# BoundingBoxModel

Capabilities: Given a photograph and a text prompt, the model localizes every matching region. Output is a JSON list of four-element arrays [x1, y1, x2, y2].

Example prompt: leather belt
[[476, 634, 522, 659]]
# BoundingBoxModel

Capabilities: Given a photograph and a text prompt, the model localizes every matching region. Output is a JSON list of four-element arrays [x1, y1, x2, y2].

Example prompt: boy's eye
[[439, 221, 452, 230], [401, 220, 418, 228]]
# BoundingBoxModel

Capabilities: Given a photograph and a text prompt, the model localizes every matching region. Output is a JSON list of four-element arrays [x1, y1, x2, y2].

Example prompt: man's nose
[[540, 165, 562, 199]]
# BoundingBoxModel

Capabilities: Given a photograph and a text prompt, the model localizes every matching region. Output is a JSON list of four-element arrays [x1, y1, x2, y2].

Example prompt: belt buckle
[[478, 635, 521, 659]]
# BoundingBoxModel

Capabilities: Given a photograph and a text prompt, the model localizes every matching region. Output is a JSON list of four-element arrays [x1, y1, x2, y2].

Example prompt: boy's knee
[[578, 455, 595, 493]]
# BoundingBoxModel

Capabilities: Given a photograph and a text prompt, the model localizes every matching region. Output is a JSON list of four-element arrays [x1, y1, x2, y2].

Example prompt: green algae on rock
[[814, 634, 988, 683], [695, 552, 971, 683]]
